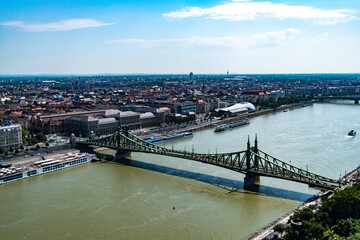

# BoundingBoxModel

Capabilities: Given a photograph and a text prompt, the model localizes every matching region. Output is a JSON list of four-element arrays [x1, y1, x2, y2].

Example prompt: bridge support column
[[114, 149, 131, 161], [244, 173, 260, 187]]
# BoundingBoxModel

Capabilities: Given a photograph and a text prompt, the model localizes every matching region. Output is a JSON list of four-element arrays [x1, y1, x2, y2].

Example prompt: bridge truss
[[78, 129, 342, 190]]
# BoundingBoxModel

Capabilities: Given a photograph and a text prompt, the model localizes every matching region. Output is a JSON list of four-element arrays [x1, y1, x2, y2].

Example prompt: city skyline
[[0, 0, 359, 74]]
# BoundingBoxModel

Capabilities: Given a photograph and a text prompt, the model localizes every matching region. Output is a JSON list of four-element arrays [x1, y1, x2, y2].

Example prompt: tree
[[335, 218, 356, 237], [323, 184, 360, 223], [22, 129, 29, 143], [36, 144, 40, 150], [324, 226, 342, 240], [273, 224, 287, 233], [20, 145, 24, 150], [4, 151, 8, 155], [45, 142, 49, 147], [34, 133, 47, 143], [0, 148, 4, 154], [15, 149, 19, 153], [9, 146, 13, 152]]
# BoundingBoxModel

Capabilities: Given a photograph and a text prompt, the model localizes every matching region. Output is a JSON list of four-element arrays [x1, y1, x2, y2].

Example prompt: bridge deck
[[78, 130, 342, 190]]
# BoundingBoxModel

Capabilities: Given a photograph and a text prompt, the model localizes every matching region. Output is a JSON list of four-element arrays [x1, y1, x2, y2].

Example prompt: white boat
[[0, 153, 94, 185]]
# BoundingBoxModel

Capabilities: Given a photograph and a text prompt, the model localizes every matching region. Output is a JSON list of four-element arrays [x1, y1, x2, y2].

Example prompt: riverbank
[[245, 191, 330, 240], [135, 100, 317, 140]]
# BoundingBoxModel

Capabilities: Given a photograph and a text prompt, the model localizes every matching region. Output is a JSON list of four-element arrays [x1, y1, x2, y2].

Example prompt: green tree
[[34, 133, 47, 143], [36, 144, 40, 150], [21, 129, 29, 143], [335, 218, 355, 237], [273, 224, 287, 233], [324, 226, 342, 240], [323, 184, 360, 223], [0, 148, 4, 154]]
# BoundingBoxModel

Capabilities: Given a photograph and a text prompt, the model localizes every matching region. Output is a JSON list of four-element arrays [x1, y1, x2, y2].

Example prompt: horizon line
[[1, 72, 360, 77]]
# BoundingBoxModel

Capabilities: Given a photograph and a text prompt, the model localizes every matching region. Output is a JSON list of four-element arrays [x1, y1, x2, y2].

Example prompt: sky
[[0, 0, 359, 75]]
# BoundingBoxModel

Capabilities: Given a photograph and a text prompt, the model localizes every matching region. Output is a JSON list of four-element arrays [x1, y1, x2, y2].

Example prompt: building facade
[[65, 110, 142, 137], [0, 125, 22, 150]]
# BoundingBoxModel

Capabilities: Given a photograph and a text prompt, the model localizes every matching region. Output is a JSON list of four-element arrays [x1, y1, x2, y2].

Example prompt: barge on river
[[145, 132, 193, 144], [214, 120, 250, 132], [0, 153, 94, 185]]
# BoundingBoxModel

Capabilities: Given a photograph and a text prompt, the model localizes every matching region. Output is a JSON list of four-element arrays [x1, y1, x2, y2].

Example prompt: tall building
[[189, 72, 194, 81], [0, 125, 22, 150]]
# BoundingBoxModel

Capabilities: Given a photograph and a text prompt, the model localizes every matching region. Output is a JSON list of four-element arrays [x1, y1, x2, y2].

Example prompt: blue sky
[[0, 0, 359, 74]]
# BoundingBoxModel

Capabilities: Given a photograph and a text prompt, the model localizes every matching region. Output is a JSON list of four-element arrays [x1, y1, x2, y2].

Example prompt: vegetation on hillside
[[273, 183, 360, 239]]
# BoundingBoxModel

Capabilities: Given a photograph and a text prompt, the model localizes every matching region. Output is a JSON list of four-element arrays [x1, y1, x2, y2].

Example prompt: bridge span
[[317, 95, 360, 104], [78, 128, 342, 190]]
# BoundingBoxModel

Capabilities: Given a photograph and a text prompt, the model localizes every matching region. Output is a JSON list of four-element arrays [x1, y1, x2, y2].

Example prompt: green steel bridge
[[78, 128, 343, 190]]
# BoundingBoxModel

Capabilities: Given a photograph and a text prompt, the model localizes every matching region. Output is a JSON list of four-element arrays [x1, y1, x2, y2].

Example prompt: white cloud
[[106, 28, 301, 50], [163, 0, 359, 25], [0, 19, 114, 32]]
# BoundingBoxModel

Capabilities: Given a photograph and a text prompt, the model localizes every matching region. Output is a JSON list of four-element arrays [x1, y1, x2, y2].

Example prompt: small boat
[[283, 109, 288, 112], [348, 130, 356, 136], [214, 124, 230, 132]]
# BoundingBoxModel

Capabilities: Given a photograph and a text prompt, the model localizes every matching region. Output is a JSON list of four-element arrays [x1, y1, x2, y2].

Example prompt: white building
[[215, 102, 256, 117], [0, 125, 22, 150]]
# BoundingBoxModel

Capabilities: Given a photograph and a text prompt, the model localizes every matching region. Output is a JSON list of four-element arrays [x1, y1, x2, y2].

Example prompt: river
[[1, 102, 360, 240]]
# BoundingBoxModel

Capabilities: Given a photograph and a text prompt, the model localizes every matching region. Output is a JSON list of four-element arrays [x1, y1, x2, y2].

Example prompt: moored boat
[[229, 120, 250, 128], [145, 132, 193, 144], [0, 153, 94, 185], [214, 120, 250, 132], [214, 124, 230, 132]]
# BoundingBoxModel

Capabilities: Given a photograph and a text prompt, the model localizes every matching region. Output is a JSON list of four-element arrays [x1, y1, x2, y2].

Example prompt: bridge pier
[[114, 150, 132, 161], [244, 173, 260, 187]]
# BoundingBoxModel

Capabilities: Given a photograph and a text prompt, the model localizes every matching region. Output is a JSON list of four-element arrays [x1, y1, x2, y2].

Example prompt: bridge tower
[[244, 136, 260, 187], [114, 123, 131, 160]]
